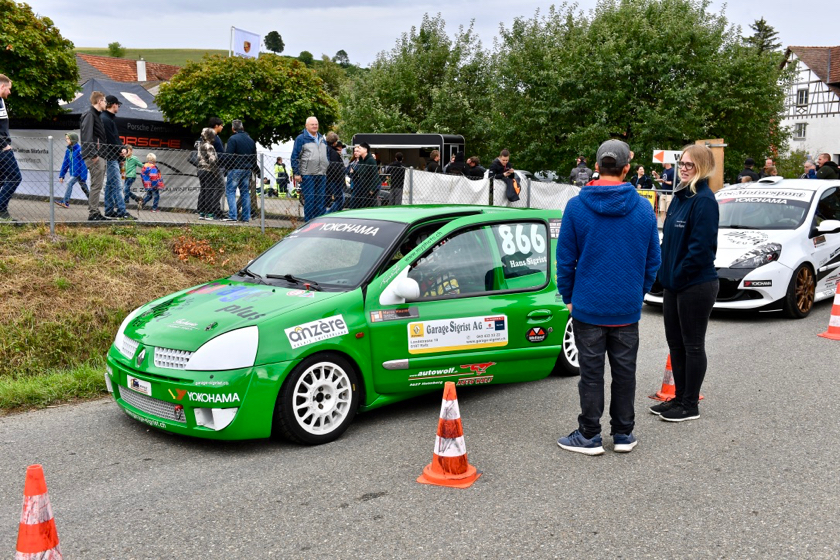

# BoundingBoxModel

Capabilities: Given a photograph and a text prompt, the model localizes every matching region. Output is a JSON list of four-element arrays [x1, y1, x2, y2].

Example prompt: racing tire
[[554, 317, 580, 376], [274, 353, 360, 445], [782, 263, 816, 319]]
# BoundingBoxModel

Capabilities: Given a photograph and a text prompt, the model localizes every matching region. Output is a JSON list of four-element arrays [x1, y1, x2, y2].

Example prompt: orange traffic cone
[[649, 355, 703, 402], [417, 382, 481, 489], [16, 465, 62, 559], [818, 284, 840, 341]]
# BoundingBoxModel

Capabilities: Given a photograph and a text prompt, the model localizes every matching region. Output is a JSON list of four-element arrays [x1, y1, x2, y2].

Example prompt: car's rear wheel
[[555, 318, 580, 376], [782, 263, 815, 319], [274, 353, 360, 445]]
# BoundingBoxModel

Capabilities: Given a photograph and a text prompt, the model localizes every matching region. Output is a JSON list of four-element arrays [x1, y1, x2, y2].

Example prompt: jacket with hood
[[555, 179, 661, 325], [197, 128, 219, 172], [79, 105, 106, 160], [659, 179, 718, 292], [290, 129, 328, 176], [100, 110, 122, 161], [816, 160, 840, 180], [446, 152, 466, 175], [59, 135, 88, 181], [225, 130, 257, 171]]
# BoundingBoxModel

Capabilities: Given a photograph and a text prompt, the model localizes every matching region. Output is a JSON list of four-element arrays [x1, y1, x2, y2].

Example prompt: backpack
[[575, 167, 592, 187], [188, 140, 200, 167]]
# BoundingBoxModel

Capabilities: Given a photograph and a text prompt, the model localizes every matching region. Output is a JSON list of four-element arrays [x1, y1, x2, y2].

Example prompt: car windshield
[[716, 188, 814, 230], [246, 218, 406, 290]]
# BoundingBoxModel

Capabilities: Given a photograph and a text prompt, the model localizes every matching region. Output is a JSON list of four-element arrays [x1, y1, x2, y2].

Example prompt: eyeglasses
[[677, 161, 696, 171]]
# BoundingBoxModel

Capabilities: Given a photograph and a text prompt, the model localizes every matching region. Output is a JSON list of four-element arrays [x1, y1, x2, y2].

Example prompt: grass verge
[[75, 48, 228, 67], [0, 223, 286, 413]]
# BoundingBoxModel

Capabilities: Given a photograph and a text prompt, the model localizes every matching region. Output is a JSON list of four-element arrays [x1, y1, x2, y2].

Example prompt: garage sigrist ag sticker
[[285, 315, 349, 349], [407, 315, 507, 354]]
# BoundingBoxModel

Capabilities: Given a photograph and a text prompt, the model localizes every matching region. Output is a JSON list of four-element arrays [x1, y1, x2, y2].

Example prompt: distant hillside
[[75, 48, 229, 67]]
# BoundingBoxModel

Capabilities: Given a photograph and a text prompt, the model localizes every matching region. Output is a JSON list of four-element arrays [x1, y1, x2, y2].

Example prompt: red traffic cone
[[649, 355, 703, 402], [417, 382, 481, 489], [818, 285, 840, 341], [16, 465, 62, 559]]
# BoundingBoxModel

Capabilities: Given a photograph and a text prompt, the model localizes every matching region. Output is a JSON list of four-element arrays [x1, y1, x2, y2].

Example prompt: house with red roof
[[780, 46, 840, 163]]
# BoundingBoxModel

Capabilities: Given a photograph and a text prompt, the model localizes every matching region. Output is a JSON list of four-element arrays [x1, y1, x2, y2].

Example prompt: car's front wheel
[[782, 263, 816, 319], [555, 317, 580, 376], [274, 353, 360, 445]]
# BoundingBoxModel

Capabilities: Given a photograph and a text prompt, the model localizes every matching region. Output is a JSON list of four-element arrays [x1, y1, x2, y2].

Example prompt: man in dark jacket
[[201, 117, 225, 218], [816, 153, 840, 180], [325, 133, 345, 213], [555, 139, 660, 456], [736, 158, 760, 183], [350, 142, 379, 209], [569, 156, 594, 186], [425, 150, 442, 173], [0, 74, 21, 221], [101, 95, 134, 219], [79, 91, 108, 221], [386, 152, 406, 205], [465, 156, 486, 180], [446, 152, 466, 175], [223, 119, 257, 222]]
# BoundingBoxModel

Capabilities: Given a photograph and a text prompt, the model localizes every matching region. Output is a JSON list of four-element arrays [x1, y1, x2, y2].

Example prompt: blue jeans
[[300, 175, 326, 221], [142, 189, 160, 210], [226, 169, 251, 221], [573, 320, 639, 438], [104, 160, 126, 215], [60, 176, 87, 204], [0, 148, 22, 213], [124, 177, 141, 203]]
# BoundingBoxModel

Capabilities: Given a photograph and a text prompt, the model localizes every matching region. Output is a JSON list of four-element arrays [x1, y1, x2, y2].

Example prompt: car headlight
[[114, 306, 146, 358], [730, 243, 782, 269], [186, 326, 259, 371]]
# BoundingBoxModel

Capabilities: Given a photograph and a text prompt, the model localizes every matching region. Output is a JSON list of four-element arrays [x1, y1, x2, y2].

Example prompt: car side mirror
[[816, 219, 840, 235], [379, 267, 420, 305]]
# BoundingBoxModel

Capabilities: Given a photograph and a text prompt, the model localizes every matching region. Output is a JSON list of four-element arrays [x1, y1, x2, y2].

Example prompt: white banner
[[232, 27, 260, 59]]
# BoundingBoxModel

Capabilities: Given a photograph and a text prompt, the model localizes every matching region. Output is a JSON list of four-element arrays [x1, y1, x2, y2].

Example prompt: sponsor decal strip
[[407, 315, 508, 355], [285, 315, 348, 348]]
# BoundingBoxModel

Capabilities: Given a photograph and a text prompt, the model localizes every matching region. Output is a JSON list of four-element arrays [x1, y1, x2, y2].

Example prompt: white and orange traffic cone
[[417, 382, 481, 489], [649, 354, 703, 402], [818, 284, 840, 341], [16, 464, 62, 559]]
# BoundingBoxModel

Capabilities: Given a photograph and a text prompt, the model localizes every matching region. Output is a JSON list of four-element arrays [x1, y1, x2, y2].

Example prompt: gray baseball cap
[[596, 139, 631, 168]]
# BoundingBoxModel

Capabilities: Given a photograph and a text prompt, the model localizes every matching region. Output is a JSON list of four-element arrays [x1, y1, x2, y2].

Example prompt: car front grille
[[154, 347, 192, 370], [120, 336, 139, 359], [119, 385, 186, 424]]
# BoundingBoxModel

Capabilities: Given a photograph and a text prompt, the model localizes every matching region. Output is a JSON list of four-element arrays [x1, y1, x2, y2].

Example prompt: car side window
[[817, 188, 840, 224], [407, 221, 548, 300]]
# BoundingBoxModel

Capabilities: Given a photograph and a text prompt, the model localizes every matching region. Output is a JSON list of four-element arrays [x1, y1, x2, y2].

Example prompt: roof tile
[[76, 53, 180, 83]]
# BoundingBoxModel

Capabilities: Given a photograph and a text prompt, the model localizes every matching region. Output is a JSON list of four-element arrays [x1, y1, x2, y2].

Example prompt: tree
[[156, 54, 338, 147], [314, 55, 348, 98], [298, 50, 314, 67], [332, 49, 350, 67], [745, 18, 781, 55], [0, 0, 78, 120], [264, 31, 284, 54], [108, 41, 125, 58]]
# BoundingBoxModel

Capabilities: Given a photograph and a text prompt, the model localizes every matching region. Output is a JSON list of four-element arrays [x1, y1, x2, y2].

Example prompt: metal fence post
[[259, 153, 265, 233], [408, 167, 413, 205], [48, 136, 55, 235], [525, 176, 532, 208], [488, 176, 494, 206]]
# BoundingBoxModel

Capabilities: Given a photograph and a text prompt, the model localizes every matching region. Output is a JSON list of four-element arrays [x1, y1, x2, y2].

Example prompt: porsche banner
[[232, 27, 260, 59]]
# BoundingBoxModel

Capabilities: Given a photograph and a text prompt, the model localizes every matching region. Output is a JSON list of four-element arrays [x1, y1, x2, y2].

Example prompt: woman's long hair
[[680, 144, 715, 194]]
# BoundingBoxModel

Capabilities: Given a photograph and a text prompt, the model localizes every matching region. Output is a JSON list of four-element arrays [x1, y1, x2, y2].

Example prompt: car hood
[[124, 279, 341, 350], [716, 228, 798, 267]]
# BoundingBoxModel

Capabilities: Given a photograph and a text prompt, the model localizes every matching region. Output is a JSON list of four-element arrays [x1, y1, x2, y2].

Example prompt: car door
[[812, 186, 840, 296], [364, 213, 563, 395]]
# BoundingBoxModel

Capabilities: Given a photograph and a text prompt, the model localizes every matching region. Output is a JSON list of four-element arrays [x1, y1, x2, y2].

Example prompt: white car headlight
[[186, 326, 259, 371], [114, 306, 146, 358], [730, 243, 782, 269]]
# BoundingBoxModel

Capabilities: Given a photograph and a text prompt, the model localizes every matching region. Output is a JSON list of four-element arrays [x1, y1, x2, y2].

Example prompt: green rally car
[[106, 206, 579, 444]]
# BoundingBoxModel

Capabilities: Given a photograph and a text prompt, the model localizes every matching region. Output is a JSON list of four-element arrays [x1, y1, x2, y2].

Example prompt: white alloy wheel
[[292, 361, 354, 435]]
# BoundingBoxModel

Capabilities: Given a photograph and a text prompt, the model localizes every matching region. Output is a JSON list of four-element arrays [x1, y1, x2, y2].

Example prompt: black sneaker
[[120, 213, 137, 221], [88, 213, 107, 221], [649, 400, 679, 416], [104, 211, 120, 218], [0, 210, 12, 221], [660, 403, 700, 422]]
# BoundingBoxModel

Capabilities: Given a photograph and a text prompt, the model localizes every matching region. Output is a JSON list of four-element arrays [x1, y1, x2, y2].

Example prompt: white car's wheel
[[275, 353, 359, 445], [556, 318, 580, 376]]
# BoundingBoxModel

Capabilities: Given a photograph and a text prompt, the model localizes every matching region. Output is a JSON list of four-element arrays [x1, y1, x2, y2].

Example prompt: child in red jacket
[[140, 152, 165, 212]]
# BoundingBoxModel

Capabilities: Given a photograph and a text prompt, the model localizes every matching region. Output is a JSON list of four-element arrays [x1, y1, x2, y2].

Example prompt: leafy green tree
[[264, 31, 284, 54], [298, 50, 314, 67], [332, 49, 350, 67], [0, 0, 78, 120], [745, 17, 781, 55], [156, 54, 338, 147], [775, 149, 809, 179], [107, 41, 126, 58], [314, 55, 347, 98]]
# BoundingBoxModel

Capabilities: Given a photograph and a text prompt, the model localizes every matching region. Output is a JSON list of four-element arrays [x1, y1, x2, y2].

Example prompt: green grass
[[75, 48, 229, 67], [0, 223, 287, 413]]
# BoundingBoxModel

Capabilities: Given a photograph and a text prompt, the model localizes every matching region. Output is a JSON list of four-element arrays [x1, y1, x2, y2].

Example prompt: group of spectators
[[569, 155, 676, 191], [423, 150, 487, 180]]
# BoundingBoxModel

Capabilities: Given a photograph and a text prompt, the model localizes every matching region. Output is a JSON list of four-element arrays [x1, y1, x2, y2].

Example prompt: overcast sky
[[27, 0, 830, 67]]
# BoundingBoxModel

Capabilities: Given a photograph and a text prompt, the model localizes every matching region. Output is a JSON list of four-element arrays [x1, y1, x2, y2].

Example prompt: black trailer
[[350, 133, 465, 170]]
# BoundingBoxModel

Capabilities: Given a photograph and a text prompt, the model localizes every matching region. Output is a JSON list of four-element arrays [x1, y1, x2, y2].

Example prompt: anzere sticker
[[285, 315, 349, 349], [407, 316, 508, 354]]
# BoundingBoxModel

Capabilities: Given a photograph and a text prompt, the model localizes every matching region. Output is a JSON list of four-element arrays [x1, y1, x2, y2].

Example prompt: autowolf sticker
[[456, 376, 493, 386], [409, 361, 496, 381], [724, 231, 770, 246], [285, 315, 349, 349], [370, 307, 419, 323], [744, 280, 772, 288], [526, 327, 548, 343], [460, 362, 496, 374], [407, 316, 508, 354], [127, 376, 151, 396]]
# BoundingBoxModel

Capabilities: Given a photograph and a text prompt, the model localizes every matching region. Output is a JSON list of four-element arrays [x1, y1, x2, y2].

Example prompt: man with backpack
[[569, 156, 594, 187]]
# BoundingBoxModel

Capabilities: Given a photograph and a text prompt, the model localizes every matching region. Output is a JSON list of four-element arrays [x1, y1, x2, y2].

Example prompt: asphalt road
[[1, 301, 838, 558]]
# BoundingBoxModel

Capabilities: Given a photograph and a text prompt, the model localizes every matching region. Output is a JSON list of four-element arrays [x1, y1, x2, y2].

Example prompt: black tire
[[554, 317, 580, 376], [782, 263, 816, 319], [274, 353, 360, 445]]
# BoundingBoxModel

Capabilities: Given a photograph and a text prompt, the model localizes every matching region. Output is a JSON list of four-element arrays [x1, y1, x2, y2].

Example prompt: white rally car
[[645, 178, 840, 318]]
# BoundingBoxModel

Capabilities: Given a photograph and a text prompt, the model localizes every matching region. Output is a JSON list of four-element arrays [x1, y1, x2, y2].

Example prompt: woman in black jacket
[[651, 144, 719, 422], [630, 165, 653, 189]]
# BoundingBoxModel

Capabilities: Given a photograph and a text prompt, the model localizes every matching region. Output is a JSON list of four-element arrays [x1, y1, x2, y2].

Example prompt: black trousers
[[197, 170, 224, 216]]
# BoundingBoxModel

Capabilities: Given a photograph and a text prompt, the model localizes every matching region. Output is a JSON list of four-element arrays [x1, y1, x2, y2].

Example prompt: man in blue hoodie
[[555, 139, 661, 456], [290, 116, 329, 221]]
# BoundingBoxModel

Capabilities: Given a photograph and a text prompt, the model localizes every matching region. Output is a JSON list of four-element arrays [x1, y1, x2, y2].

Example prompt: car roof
[[721, 178, 839, 192], [333, 205, 537, 224]]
